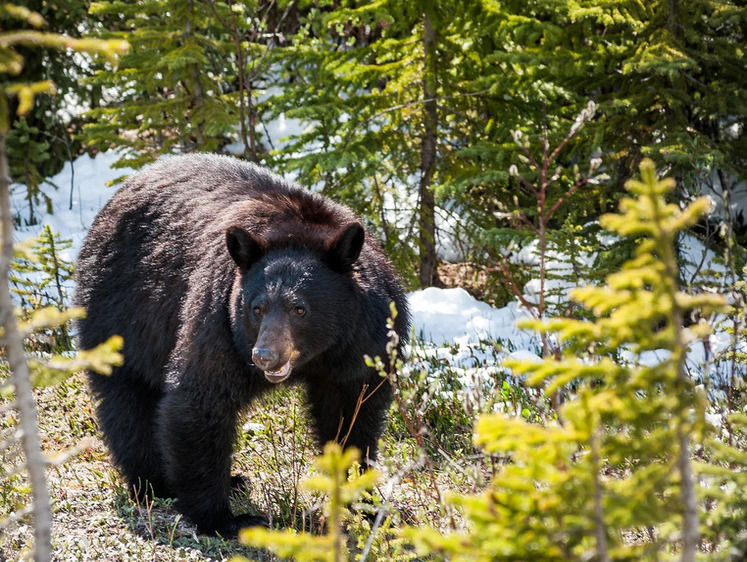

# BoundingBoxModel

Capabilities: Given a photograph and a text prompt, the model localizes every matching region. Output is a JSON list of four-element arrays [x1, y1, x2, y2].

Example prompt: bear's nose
[[252, 347, 279, 371]]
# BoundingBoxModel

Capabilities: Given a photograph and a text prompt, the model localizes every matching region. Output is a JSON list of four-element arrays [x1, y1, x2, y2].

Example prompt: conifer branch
[[0, 31, 126, 61], [338, 89, 491, 152]]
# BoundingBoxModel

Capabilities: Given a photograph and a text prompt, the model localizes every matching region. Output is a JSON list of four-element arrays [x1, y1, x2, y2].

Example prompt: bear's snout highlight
[[251, 346, 279, 370], [252, 346, 295, 383]]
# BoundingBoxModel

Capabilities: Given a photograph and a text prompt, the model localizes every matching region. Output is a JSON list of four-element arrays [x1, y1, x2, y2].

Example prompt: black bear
[[75, 154, 410, 536]]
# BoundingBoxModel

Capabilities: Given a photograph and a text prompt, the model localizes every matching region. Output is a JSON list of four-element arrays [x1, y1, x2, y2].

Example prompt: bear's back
[[119, 154, 357, 247], [78, 154, 359, 284]]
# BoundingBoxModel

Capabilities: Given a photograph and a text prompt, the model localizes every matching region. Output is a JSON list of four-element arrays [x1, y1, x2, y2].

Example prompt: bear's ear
[[325, 222, 365, 272], [226, 226, 265, 270]]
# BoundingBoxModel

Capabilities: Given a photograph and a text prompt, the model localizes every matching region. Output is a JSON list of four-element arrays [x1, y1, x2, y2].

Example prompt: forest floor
[[1, 364, 497, 561]]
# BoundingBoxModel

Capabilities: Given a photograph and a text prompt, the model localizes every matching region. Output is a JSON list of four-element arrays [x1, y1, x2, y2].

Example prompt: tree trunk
[[418, 10, 440, 288], [0, 132, 52, 561]]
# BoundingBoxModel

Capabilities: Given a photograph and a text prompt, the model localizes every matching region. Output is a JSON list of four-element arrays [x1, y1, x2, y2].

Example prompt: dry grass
[[1, 368, 495, 561], [2, 374, 276, 560]]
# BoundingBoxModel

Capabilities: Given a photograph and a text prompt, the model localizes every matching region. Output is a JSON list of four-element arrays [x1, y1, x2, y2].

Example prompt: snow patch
[[408, 287, 529, 347], [11, 150, 132, 261]]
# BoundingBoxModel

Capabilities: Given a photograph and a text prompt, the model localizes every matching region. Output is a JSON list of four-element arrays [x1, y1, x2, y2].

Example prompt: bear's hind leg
[[90, 372, 169, 500]]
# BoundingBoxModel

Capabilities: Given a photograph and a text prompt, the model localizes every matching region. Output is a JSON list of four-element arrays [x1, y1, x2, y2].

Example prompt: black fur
[[75, 154, 410, 537]]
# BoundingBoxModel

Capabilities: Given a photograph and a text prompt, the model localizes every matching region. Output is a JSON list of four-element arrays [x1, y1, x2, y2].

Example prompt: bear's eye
[[294, 306, 306, 317], [252, 306, 262, 316]]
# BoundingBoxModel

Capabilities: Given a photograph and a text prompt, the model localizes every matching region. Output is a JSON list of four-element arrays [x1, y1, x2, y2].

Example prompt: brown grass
[[1, 370, 489, 561]]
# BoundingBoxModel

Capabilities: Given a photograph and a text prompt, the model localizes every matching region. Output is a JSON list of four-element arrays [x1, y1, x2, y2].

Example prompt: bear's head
[[226, 223, 365, 383]]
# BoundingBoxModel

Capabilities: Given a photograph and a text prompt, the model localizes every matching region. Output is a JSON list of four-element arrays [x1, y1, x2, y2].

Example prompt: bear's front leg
[[306, 374, 393, 468], [156, 388, 267, 536]]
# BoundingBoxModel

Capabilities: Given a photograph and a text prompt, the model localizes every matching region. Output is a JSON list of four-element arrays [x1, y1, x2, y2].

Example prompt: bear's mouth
[[262, 361, 293, 383]]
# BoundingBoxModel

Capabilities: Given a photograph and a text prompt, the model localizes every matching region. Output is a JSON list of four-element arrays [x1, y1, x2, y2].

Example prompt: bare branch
[[494, 259, 540, 319], [547, 177, 589, 219], [0, 504, 34, 531], [0, 132, 52, 562]]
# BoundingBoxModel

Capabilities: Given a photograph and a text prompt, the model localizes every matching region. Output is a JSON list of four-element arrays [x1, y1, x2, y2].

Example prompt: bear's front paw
[[230, 474, 250, 494], [213, 513, 269, 538]]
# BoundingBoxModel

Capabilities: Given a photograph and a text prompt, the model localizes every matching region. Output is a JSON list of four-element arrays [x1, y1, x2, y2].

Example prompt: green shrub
[[403, 160, 744, 560], [237, 442, 380, 562], [10, 225, 75, 352]]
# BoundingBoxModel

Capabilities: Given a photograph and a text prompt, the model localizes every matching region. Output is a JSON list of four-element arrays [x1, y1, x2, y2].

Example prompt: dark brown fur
[[75, 154, 409, 536]]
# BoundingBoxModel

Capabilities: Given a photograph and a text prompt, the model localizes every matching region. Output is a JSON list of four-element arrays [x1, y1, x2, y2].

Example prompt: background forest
[[1, 0, 746, 561]]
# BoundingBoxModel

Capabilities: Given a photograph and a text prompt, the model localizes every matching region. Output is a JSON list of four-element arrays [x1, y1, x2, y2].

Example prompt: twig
[[359, 507, 387, 562], [494, 259, 539, 319], [0, 131, 52, 562], [339, 371, 392, 450], [0, 399, 17, 416], [0, 428, 21, 454], [0, 504, 34, 531]]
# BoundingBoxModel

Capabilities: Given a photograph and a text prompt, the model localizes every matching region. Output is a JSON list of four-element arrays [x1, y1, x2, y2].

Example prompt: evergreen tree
[[84, 0, 243, 170], [3, 0, 102, 224], [10, 225, 75, 352], [458, 0, 747, 238], [405, 161, 743, 559], [265, 0, 491, 286], [239, 443, 381, 562], [8, 117, 56, 225]]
